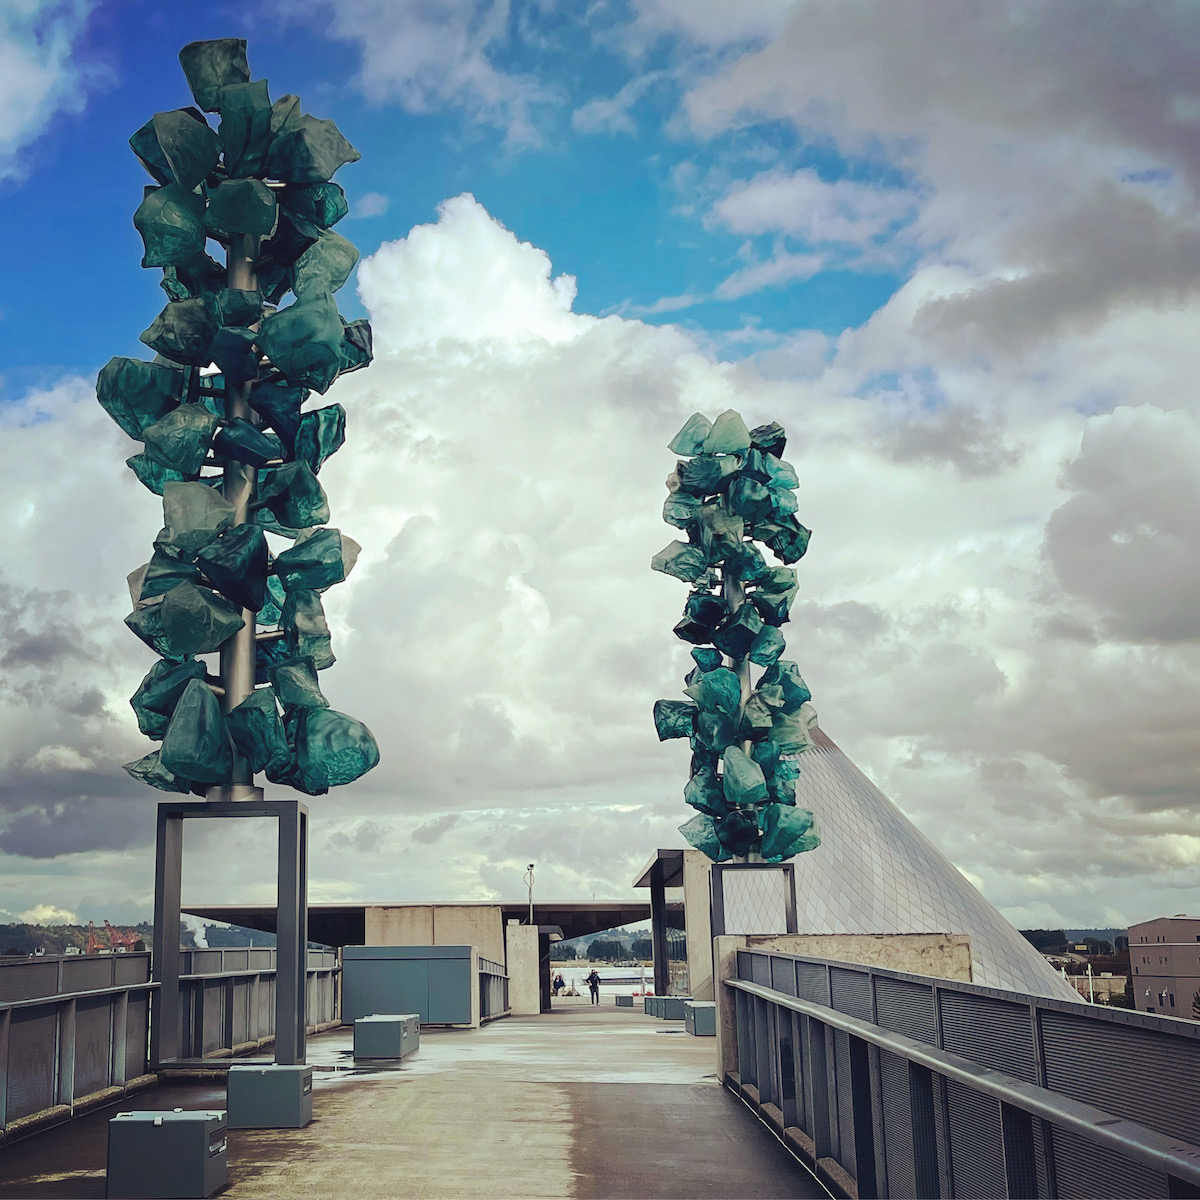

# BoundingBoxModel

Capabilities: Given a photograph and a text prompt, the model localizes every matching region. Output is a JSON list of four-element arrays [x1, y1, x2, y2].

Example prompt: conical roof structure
[[794, 728, 1080, 1001]]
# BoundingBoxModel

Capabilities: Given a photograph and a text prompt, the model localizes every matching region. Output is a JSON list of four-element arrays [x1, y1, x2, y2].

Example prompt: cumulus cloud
[[19, 903, 77, 925]]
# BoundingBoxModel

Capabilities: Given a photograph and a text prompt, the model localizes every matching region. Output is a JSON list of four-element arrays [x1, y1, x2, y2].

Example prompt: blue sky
[[3, 1, 1200, 931]]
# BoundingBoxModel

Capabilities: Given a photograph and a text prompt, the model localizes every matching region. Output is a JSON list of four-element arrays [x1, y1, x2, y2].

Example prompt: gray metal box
[[643, 996, 654, 1015], [106, 1109, 227, 1199], [343, 946, 472, 1025], [615, 994, 633, 1007], [661, 995, 692, 1020], [227, 1064, 313, 1128], [685, 1001, 717, 1036], [354, 1013, 420, 1059]]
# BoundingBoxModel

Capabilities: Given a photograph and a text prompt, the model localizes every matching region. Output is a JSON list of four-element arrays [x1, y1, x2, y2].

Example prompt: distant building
[[1129, 915, 1200, 1019]]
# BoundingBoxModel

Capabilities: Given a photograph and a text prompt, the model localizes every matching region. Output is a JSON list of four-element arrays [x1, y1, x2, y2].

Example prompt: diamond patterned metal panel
[[792, 728, 1079, 1001], [722, 868, 790, 934]]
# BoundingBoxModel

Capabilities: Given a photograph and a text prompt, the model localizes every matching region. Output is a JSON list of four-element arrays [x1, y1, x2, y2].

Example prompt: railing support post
[[1001, 1102, 1038, 1199]]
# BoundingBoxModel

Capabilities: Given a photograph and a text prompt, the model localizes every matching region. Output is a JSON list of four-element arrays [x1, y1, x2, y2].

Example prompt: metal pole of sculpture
[[651, 411, 821, 864], [97, 38, 381, 1064]]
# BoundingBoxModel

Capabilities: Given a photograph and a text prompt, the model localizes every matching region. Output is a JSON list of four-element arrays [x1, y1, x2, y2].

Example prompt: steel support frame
[[151, 798, 308, 1069], [649, 860, 671, 996], [710, 862, 798, 937]]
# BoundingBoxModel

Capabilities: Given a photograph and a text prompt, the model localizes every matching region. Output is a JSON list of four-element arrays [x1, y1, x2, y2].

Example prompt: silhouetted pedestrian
[[586, 968, 600, 1004]]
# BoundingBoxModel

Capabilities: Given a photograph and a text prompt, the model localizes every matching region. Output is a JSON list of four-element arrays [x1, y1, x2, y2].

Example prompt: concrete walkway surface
[[0, 999, 826, 1199]]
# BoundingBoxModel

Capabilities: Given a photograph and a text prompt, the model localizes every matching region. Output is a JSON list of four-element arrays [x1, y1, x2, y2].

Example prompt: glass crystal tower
[[795, 728, 1080, 1001]]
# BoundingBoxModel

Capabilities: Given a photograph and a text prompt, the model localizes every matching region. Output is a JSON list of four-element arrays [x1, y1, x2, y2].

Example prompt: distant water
[[551, 962, 654, 996]]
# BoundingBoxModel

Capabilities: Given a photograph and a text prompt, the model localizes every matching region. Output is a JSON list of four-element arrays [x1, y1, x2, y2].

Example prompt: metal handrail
[[727, 978, 1200, 1188], [0, 981, 159, 1012]]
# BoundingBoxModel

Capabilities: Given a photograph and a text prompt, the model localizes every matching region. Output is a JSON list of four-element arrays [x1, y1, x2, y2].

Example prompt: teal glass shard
[[213, 417, 283, 468], [161, 481, 236, 559], [668, 413, 712, 456], [267, 113, 361, 183], [769, 773, 797, 806], [195, 523, 268, 611], [751, 739, 781, 778], [124, 750, 190, 793], [715, 809, 759, 857], [179, 38, 249, 112], [771, 487, 799, 518], [673, 591, 726, 644], [270, 655, 328, 709], [725, 540, 770, 584], [97, 357, 183, 439], [137, 549, 203, 601], [741, 449, 771, 483], [739, 691, 776, 739], [130, 658, 208, 740], [292, 229, 359, 295], [269, 93, 302, 141], [216, 79, 272, 177], [684, 770, 728, 817], [678, 813, 731, 862], [259, 574, 286, 626], [226, 687, 292, 775], [256, 291, 344, 393], [748, 625, 786, 667], [281, 589, 335, 669], [770, 701, 818, 754], [653, 699, 695, 741], [750, 587, 795, 626], [162, 253, 225, 300], [686, 666, 741, 714], [765, 454, 799, 489], [206, 288, 262, 328], [721, 746, 768, 807], [127, 452, 188, 495], [650, 541, 707, 582], [282, 182, 349, 228], [338, 318, 373, 375], [133, 184, 206, 268], [210, 327, 259, 387], [249, 378, 306, 451], [762, 517, 811, 564], [676, 455, 739, 495], [125, 597, 178, 659], [256, 635, 291, 686], [273, 526, 360, 591], [696, 503, 744, 563], [295, 404, 345, 473], [726, 475, 774, 523], [207, 178, 277, 236], [290, 707, 380, 793], [662, 492, 702, 529], [712, 603, 763, 659], [703, 410, 751, 455], [130, 109, 221, 191], [750, 421, 787, 456], [142, 405, 219, 475], [148, 582, 245, 657], [257, 462, 330, 529], [264, 210, 318, 268], [759, 803, 819, 862], [690, 647, 723, 672], [159, 678, 234, 784], [760, 661, 811, 712], [140, 298, 218, 366], [694, 710, 737, 754]]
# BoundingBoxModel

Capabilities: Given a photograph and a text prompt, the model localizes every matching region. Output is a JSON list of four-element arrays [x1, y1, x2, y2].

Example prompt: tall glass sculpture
[[652, 410, 821, 862], [100, 38, 380, 801]]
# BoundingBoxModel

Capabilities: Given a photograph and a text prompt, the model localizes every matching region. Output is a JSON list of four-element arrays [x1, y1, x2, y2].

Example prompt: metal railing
[[479, 955, 509, 1022], [176, 947, 339, 1060], [725, 949, 1200, 1199], [0, 953, 157, 1143]]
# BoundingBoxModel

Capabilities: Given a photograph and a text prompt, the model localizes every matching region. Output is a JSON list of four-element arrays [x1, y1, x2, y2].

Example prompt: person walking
[[552, 973, 565, 998], [586, 968, 601, 1005]]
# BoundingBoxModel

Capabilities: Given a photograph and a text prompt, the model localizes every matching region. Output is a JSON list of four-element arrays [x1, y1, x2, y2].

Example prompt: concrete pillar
[[682, 849, 714, 1001], [505, 924, 542, 1015]]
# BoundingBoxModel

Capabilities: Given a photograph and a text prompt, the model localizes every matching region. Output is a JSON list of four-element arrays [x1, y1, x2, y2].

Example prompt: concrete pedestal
[[106, 1109, 227, 1198], [685, 1001, 716, 1036], [354, 1013, 420, 1059], [227, 1064, 313, 1128]]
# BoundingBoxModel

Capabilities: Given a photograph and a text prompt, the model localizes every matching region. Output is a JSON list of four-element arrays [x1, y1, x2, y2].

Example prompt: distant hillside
[[0, 921, 159, 956]]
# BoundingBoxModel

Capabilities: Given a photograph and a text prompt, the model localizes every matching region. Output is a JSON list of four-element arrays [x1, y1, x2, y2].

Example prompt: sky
[[1, 0, 1199, 933]]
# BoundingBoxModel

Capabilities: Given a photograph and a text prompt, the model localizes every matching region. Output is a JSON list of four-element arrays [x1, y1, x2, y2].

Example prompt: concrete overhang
[[632, 848, 686, 889]]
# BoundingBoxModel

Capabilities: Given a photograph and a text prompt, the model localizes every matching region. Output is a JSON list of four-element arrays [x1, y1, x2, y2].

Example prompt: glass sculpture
[[104, 38, 380, 797], [652, 411, 821, 862]]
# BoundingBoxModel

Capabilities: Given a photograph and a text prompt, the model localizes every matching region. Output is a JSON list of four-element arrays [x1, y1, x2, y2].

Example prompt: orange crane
[[86, 921, 103, 954], [104, 921, 139, 952]]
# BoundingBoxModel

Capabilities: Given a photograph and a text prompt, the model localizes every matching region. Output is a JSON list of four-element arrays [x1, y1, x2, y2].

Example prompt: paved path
[[0, 999, 825, 1199]]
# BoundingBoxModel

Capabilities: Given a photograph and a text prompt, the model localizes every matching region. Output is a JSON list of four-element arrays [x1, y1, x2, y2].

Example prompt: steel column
[[275, 800, 308, 1065], [650, 863, 669, 996], [151, 807, 184, 1067]]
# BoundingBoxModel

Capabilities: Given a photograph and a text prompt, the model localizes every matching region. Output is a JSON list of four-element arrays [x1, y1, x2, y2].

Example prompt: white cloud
[[0, 0, 95, 178], [714, 246, 823, 299], [352, 191, 390, 218], [19, 903, 77, 925], [572, 71, 666, 136]]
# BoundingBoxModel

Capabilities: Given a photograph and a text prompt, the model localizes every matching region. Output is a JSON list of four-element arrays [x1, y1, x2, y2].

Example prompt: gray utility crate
[[684, 1001, 717, 1036], [343, 945, 472, 1025], [615, 995, 634, 1007], [660, 996, 692, 1020], [643, 996, 655, 1015], [354, 1013, 421, 1060], [227, 1064, 313, 1129], [107, 1109, 227, 1199]]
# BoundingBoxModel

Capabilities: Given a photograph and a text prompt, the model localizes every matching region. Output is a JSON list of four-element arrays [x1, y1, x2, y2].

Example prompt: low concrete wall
[[364, 905, 506, 964]]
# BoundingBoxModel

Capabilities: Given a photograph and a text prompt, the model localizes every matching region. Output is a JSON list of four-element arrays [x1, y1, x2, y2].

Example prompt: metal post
[[525, 863, 535, 925], [848, 1034, 878, 1197], [275, 800, 308, 1065], [1001, 1101, 1038, 1199], [151, 807, 184, 1067], [650, 864, 669, 996], [210, 230, 262, 802]]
